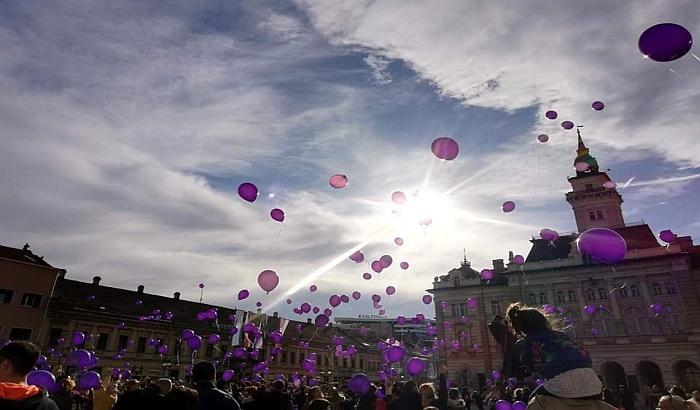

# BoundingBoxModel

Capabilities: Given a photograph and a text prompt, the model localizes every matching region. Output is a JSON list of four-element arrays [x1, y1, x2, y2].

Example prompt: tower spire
[[461, 249, 469, 267], [574, 126, 599, 176]]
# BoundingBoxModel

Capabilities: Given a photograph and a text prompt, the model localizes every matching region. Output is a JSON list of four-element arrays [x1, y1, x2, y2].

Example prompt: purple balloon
[[591, 101, 605, 111], [650, 303, 663, 313], [182, 329, 195, 339], [399, 261, 409, 270], [238, 289, 250, 300], [222, 370, 234, 381], [209, 334, 220, 344], [312, 306, 320, 314], [362, 272, 372, 280], [186, 336, 202, 351], [545, 110, 558, 120], [309, 285, 318, 292], [502, 201, 516, 213], [348, 373, 371, 395], [467, 298, 478, 309], [577, 228, 627, 264], [257, 269, 279, 293], [481, 269, 494, 280], [238, 182, 259, 202], [391, 191, 407, 204], [340, 294, 350, 303], [539, 228, 559, 242], [495, 399, 511, 410], [561, 121, 575, 130], [270, 208, 285, 222], [386, 286, 396, 295], [27, 370, 55, 390], [371, 260, 383, 273], [394, 237, 404, 246], [314, 314, 329, 327], [379, 255, 393, 268], [386, 346, 405, 363], [71, 332, 85, 347], [352, 291, 361, 300], [406, 357, 425, 376], [329, 295, 341, 308], [512, 402, 527, 410], [639, 23, 693, 62], [301, 303, 311, 313], [349, 251, 364, 263], [537, 134, 549, 143], [422, 295, 432, 304], [659, 229, 676, 243], [513, 255, 525, 265], [431, 137, 460, 161], [584, 305, 596, 316], [324, 308, 332, 317]]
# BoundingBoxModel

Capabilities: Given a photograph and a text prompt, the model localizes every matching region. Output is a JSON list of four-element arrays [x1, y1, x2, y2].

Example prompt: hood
[[0, 383, 48, 409]]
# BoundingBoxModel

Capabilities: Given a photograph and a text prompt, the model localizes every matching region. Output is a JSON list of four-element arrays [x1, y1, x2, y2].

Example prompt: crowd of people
[[0, 301, 698, 410]]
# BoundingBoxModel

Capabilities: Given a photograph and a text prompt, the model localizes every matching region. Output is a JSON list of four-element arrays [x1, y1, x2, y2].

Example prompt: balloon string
[[268, 225, 284, 252], [692, 53, 700, 62]]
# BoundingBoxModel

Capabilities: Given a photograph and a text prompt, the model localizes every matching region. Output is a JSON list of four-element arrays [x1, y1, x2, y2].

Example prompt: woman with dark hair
[[165, 386, 199, 410]]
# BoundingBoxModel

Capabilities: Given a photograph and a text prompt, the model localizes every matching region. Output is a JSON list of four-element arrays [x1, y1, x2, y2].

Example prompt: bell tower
[[565, 129, 625, 232]]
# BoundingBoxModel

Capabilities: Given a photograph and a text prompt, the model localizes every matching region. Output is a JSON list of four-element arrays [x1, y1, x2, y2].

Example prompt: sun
[[392, 189, 454, 230]]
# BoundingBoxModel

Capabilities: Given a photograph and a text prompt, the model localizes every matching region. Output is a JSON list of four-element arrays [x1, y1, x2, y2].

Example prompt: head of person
[[0, 341, 40, 383], [670, 386, 687, 398], [124, 379, 139, 391], [505, 303, 552, 338], [309, 398, 331, 410], [403, 380, 418, 392], [272, 380, 285, 391], [308, 386, 322, 399], [657, 394, 690, 410], [448, 388, 460, 400], [156, 378, 173, 395], [192, 361, 216, 384]]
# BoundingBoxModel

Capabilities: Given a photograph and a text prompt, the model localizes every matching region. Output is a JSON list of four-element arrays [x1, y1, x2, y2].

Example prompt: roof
[[0, 244, 57, 268], [525, 224, 662, 263]]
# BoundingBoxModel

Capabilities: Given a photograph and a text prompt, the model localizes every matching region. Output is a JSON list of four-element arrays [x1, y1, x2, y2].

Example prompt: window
[[618, 287, 628, 298], [652, 283, 662, 296], [539, 293, 547, 304], [48, 328, 62, 346], [0, 289, 14, 304], [9, 328, 31, 341], [174, 339, 182, 357], [659, 305, 683, 333], [453, 278, 461, 287], [630, 285, 640, 297], [556, 292, 565, 303], [596, 211, 604, 220], [665, 282, 677, 295], [568, 290, 577, 302], [625, 307, 649, 336], [359, 358, 364, 370], [585, 184, 594, 192], [96, 333, 109, 350], [451, 304, 460, 317], [528, 294, 537, 304], [593, 309, 617, 337], [491, 301, 502, 315], [20, 293, 42, 308], [118, 335, 129, 351], [299, 353, 305, 364], [136, 337, 147, 353], [563, 311, 582, 339], [586, 289, 596, 301], [589, 212, 596, 221], [598, 288, 608, 299], [289, 351, 296, 364], [205, 344, 214, 357]]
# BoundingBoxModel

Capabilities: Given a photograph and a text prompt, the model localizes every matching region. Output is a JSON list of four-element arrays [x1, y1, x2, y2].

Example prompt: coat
[[527, 395, 617, 410]]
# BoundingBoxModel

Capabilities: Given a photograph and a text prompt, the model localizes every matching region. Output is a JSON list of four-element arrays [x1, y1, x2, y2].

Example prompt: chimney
[[58, 269, 67, 279], [174, 292, 181, 300], [273, 312, 279, 318], [92, 276, 101, 286], [307, 318, 312, 324], [137, 285, 144, 294], [492, 259, 504, 271]]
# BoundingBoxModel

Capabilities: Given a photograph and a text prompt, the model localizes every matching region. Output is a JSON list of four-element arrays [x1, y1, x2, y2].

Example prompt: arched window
[[563, 310, 582, 339], [652, 283, 662, 296], [586, 289, 596, 301], [556, 291, 565, 303], [625, 307, 649, 336], [598, 288, 608, 299], [659, 305, 683, 334], [593, 309, 617, 337], [665, 282, 677, 295], [539, 293, 548, 304], [630, 285, 640, 297], [618, 287, 628, 298], [568, 290, 577, 302], [528, 294, 537, 304]]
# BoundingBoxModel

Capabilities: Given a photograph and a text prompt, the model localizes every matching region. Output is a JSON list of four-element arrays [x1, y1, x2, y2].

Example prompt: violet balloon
[[592, 101, 605, 111], [270, 208, 285, 222], [561, 121, 575, 130], [394, 237, 404, 246], [577, 228, 627, 264], [329, 174, 348, 189], [391, 191, 407, 204], [659, 230, 676, 243], [537, 134, 549, 143], [639, 23, 693, 62], [431, 137, 460, 161], [399, 261, 409, 270], [545, 110, 558, 120], [257, 270, 280, 293], [406, 357, 425, 376], [237, 183, 259, 203], [502, 201, 516, 213], [238, 289, 250, 300]]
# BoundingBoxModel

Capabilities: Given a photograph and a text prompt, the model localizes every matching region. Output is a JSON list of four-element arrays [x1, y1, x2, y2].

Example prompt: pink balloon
[[329, 295, 341, 308], [270, 208, 285, 222], [481, 269, 494, 280], [394, 237, 404, 246], [378, 309, 385, 315], [379, 255, 393, 268], [391, 191, 407, 204], [386, 286, 396, 295], [467, 298, 478, 309], [431, 137, 460, 160], [352, 291, 361, 300], [257, 270, 280, 293], [237, 289, 249, 300], [238, 183, 259, 202], [329, 174, 348, 189], [399, 261, 409, 270], [371, 261, 383, 273], [419, 217, 433, 226], [502, 201, 516, 213], [545, 110, 558, 120], [349, 251, 364, 263], [603, 181, 617, 189], [561, 121, 575, 130], [362, 273, 372, 280], [574, 162, 590, 172], [513, 255, 525, 265], [537, 134, 549, 143], [309, 285, 318, 292]]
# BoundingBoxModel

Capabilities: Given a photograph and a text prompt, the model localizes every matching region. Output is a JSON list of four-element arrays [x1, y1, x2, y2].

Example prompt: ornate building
[[429, 131, 700, 396]]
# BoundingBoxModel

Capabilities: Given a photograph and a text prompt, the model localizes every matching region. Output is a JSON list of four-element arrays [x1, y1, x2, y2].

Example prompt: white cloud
[[363, 54, 393, 84]]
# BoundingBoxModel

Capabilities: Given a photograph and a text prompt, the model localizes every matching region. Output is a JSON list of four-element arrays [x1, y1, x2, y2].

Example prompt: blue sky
[[0, 0, 698, 320]]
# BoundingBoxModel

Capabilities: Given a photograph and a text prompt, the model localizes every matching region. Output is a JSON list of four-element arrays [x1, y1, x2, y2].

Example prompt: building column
[[545, 284, 556, 306], [108, 327, 120, 351], [638, 279, 655, 318], [574, 281, 588, 318]]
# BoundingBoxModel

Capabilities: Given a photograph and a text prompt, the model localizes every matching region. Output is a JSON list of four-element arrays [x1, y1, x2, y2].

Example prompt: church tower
[[565, 129, 625, 232]]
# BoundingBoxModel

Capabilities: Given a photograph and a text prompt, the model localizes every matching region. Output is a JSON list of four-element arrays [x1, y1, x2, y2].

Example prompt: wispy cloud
[[363, 54, 393, 84]]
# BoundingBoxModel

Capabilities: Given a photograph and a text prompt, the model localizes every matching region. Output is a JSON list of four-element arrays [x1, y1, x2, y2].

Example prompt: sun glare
[[393, 190, 454, 229]]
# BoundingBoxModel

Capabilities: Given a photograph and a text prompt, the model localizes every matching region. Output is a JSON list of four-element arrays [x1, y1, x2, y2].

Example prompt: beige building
[[429, 131, 700, 396], [0, 244, 64, 343]]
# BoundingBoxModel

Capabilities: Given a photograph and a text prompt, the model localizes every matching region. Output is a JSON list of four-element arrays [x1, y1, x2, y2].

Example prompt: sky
[[1, 0, 699, 321]]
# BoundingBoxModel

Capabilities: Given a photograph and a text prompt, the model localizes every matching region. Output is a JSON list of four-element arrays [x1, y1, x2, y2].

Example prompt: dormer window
[[453, 278, 461, 287]]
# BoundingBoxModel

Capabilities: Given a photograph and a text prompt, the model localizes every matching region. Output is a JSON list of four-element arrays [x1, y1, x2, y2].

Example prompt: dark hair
[[192, 361, 216, 383], [309, 398, 331, 410], [0, 341, 40, 377], [505, 303, 552, 338], [272, 380, 285, 390], [165, 386, 199, 410]]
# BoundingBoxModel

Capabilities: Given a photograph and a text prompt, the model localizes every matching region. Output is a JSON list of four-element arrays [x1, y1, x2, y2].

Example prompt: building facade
[[0, 244, 65, 344], [429, 131, 700, 396]]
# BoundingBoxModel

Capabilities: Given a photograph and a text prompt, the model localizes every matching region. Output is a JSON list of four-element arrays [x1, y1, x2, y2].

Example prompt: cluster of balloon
[[576, 228, 627, 264], [181, 329, 204, 351], [638, 23, 693, 62]]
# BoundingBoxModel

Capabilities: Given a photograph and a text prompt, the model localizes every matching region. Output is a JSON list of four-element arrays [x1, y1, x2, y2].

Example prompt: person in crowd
[[240, 386, 258, 409], [447, 387, 466, 409], [192, 361, 241, 410], [618, 385, 635, 410], [419, 383, 440, 408], [354, 384, 377, 410], [309, 398, 331, 410], [650, 385, 666, 410], [263, 380, 293, 410], [671, 386, 689, 400], [52, 378, 78, 410], [0, 341, 59, 410], [656, 394, 692, 410], [327, 386, 344, 410], [504, 303, 615, 410], [461, 387, 472, 410], [602, 388, 620, 409], [113, 379, 139, 410], [91, 374, 118, 410], [470, 389, 484, 410], [156, 378, 173, 396], [165, 386, 199, 410]]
